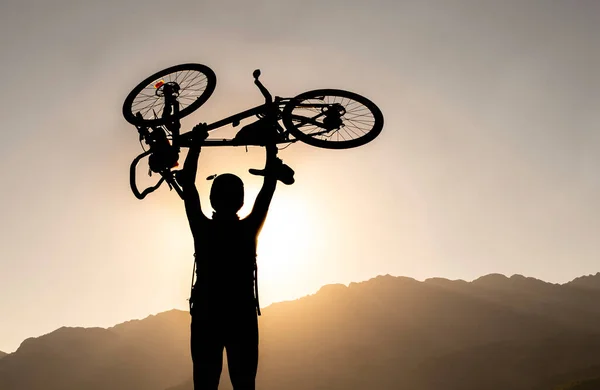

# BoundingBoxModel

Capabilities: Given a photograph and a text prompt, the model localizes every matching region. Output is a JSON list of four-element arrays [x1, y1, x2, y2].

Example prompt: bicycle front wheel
[[282, 89, 383, 149], [123, 63, 217, 126]]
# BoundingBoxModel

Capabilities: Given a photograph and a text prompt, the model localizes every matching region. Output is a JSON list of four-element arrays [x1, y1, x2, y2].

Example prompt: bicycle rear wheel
[[282, 89, 383, 149], [123, 63, 216, 126]]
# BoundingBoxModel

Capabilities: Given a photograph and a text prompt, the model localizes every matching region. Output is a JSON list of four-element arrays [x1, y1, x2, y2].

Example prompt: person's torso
[[193, 217, 257, 310]]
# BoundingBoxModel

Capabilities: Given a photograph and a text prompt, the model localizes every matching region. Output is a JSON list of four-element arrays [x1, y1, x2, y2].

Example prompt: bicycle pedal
[[278, 164, 295, 185]]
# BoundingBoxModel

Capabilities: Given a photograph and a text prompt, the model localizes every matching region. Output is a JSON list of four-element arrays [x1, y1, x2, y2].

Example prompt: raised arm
[[177, 124, 210, 232], [247, 144, 279, 233]]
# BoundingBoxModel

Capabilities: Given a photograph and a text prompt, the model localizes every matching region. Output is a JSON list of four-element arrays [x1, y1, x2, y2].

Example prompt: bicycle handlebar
[[130, 150, 164, 200], [130, 150, 186, 200]]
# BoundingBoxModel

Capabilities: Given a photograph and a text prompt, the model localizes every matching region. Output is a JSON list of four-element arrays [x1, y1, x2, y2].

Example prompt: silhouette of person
[[177, 123, 284, 390]]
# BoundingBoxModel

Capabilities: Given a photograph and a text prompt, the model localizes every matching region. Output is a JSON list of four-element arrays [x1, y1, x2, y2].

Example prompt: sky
[[1, 0, 599, 353]]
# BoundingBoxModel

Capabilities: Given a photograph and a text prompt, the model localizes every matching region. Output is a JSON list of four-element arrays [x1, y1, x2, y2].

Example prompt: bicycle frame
[[178, 97, 295, 147], [130, 71, 343, 200], [131, 87, 288, 200]]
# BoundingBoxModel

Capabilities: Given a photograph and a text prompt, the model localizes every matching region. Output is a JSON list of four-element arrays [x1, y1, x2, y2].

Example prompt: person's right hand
[[191, 123, 209, 143]]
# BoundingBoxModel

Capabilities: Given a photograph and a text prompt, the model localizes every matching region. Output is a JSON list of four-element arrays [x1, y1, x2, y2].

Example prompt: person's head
[[209, 173, 244, 215]]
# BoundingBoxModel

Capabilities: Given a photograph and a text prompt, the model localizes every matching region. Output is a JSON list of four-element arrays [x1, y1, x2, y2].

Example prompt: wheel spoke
[[178, 69, 194, 85], [345, 112, 374, 120], [135, 100, 162, 117], [132, 94, 160, 105], [142, 101, 164, 119], [343, 125, 361, 138]]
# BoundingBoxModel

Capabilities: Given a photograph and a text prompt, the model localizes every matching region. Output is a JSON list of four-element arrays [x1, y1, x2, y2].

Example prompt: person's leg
[[225, 312, 259, 390], [191, 313, 225, 390]]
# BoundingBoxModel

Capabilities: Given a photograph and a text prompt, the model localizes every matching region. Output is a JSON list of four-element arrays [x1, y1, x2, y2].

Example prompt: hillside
[[0, 312, 191, 390], [559, 378, 600, 390], [2, 273, 600, 390]]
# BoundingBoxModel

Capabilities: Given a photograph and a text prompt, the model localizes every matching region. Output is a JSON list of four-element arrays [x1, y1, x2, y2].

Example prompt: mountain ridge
[[6, 272, 599, 352], [2, 272, 600, 390], [567, 272, 600, 290]]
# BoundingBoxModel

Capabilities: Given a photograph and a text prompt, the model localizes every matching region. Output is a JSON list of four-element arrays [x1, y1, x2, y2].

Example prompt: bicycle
[[123, 63, 384, 200]]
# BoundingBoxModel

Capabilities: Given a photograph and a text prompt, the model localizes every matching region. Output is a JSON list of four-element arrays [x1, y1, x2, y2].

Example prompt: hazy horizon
[[1, 0, 599, 353], [2, 270, 599, 354]]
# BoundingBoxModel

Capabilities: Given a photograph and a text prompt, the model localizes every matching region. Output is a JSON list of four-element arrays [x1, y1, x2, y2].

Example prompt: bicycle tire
[[123, 63, 217, 126], [282, 89, 383, 149]]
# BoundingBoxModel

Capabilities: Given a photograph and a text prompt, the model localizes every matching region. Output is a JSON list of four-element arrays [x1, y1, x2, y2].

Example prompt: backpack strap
[[254, 260, 261, 316], [188, 253, 197, 313]]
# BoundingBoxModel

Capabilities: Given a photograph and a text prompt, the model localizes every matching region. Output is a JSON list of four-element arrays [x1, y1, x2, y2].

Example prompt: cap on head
[[209, 173, 244, 214]]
